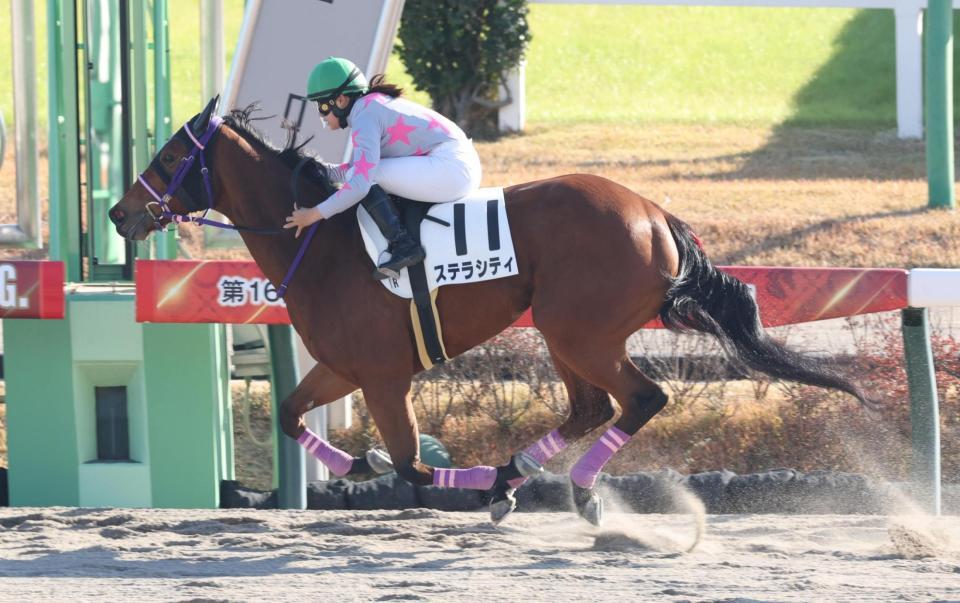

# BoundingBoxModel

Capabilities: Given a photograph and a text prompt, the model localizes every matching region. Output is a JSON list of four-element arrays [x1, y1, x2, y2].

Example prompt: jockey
[[284, 57, 482, 280]]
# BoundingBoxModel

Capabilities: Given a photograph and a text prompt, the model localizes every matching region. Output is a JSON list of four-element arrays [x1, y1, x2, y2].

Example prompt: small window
[[95, 386, 130, 461]]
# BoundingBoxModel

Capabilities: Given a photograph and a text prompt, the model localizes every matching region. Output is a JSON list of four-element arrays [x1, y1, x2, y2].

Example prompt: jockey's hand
[[284, 205, 324, 238]]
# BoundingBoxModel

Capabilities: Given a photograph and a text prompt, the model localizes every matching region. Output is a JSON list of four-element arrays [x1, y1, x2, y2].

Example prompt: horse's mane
[[220, 104, 336, 198]]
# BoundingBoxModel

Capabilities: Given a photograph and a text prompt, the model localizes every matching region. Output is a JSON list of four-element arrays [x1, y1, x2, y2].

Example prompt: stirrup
[[373, 245, 426, 280]]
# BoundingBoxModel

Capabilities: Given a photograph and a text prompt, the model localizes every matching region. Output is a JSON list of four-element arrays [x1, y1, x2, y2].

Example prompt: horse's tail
[[658, 213, 874, 407]]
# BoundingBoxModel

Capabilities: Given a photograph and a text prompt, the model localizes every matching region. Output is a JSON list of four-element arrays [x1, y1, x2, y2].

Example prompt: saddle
[[356, 187, 517, 369]]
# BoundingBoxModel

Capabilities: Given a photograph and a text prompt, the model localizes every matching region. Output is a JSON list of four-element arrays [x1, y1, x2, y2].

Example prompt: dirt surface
[[0, 505, 957, 602]]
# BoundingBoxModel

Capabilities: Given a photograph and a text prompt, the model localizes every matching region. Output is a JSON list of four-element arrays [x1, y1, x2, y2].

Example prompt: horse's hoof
[[513, 451, 544, 478], [366, 448, 394, 474], [490, 488, 517, 525], [572, 483, 603, 527]]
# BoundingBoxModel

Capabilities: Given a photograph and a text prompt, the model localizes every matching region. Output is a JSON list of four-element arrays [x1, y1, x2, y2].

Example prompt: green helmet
[[306, 57, 369, 101]]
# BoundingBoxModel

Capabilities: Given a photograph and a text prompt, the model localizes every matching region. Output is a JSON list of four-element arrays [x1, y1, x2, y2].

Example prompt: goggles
[[316, 98, 335, 116]]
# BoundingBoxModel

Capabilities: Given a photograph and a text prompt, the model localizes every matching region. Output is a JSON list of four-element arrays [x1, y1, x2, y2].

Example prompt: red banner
[[135, 260, 291, 324], [512, 266, 908, 328], [135, 260, 909, 328], [0, 261, 65, 319]]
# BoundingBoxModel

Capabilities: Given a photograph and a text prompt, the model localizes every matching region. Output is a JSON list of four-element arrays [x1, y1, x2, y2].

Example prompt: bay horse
[[110, 98, 872, 525]]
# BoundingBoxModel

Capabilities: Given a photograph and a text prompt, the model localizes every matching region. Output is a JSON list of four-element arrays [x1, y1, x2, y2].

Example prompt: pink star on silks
[[352, 152, 376, 181], [351, 130, 361, 147], [338, 162, 350, 171], [362, 93, 386, 108], [386, 116, 416, 146], [427, 116, 449, 134], [340, 181, 352, 191], [412, 147, 427, 156]]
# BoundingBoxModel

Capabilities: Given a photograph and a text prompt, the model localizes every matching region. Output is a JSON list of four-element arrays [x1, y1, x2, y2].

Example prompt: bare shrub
[[324, 313, 960, 482], [631, 330, 729, 416]]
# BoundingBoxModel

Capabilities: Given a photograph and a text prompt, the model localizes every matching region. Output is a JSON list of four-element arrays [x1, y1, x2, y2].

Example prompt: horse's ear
[[191, 95, 221, 135]]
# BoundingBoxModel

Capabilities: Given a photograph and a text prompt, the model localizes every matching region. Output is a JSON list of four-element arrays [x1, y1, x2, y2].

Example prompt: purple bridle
[[136, 115, 319, 297]]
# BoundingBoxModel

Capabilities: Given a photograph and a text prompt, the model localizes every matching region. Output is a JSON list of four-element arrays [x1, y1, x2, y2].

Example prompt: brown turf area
[[0, 123, 956, 267]]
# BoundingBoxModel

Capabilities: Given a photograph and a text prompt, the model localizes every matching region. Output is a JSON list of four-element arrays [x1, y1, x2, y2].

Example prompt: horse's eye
[[162, 154, 175, 163]]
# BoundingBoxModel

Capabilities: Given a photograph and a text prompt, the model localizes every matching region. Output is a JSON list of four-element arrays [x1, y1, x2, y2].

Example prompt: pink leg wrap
[[570, 425, 631, 489], [508, 429, 568, 489], [433, 466, 498, 490], [297, 429, 354, 477]]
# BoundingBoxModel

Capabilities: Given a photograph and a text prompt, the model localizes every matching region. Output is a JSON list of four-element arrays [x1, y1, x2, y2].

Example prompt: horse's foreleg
[[361, 378, 539, 518], [360, 378, 435, 486], [279, 361, 356, 438], [279, 362, 385, 478]]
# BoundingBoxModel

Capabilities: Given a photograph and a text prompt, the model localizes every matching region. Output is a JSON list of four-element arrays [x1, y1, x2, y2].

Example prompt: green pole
[[153, 0, 177, 259], [267, 325, 306, 509], [925, 1, 956, 209], [47, 0, 83, 282], [901, 307, 942, 515]]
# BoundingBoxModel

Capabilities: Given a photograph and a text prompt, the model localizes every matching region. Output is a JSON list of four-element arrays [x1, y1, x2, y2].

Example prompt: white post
[[499, 62, 526, 132], [895, 2, 925, 139], [327, 394, 353, 430], [6, 0, 41, 248], [200, 0, 225, 101]]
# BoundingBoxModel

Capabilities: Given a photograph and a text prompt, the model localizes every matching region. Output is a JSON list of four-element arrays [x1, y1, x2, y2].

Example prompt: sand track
[[0, 507, 958, 602]]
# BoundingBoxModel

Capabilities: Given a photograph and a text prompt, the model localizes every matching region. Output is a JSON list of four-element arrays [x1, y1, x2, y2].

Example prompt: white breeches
[[375, 139, 482, 203]]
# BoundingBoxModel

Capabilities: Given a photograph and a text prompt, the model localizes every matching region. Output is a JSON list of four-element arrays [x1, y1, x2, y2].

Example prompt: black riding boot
[[361, 186, 426, 280]]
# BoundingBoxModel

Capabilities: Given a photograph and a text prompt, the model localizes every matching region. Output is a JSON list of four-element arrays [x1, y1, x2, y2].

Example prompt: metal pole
[[85, 0, 128, 275], [10, 0, 41, 248], [925, 0, 955, 209], [267, 324, 306, 509], [901, 307, 942, 515], [200, 0, 225, 102]]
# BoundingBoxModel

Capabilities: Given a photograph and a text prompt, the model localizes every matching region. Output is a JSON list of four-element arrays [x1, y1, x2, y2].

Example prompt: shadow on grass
[[721, 206, 932, 265], [716, 10, 959, 182]]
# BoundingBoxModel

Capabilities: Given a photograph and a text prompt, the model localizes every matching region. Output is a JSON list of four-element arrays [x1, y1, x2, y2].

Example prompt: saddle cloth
[[357, 187, 518, 298]]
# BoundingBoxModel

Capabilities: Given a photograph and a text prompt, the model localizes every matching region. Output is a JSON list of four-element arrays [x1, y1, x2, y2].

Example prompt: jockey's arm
[[316, 113, 380, 219], [322, 161, 350, 184]]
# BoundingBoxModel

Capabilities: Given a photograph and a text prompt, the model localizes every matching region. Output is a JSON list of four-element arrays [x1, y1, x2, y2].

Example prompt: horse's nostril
[[109, 207, 125, 225]]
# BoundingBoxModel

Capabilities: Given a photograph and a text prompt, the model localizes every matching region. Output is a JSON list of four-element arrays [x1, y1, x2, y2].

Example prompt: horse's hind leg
[[489, 349, 618, 523], [546, 338, 668, 526], [279, 362, 391, 477]]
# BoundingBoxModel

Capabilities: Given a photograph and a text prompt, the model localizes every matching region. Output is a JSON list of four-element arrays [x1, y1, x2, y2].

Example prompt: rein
[[136, 115, 319, 297]]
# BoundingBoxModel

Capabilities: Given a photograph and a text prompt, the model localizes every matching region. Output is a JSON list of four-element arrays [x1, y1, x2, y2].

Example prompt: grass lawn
[[522, 6, 893, 125], [2, 5, 959, 129], [0, 4, 957, 269]]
